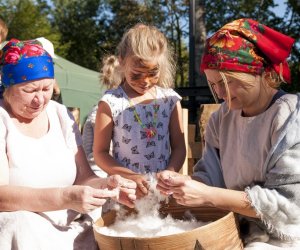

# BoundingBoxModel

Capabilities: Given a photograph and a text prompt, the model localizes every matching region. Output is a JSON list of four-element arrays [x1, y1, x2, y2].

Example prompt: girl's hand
[[107, 175, 137, 208], [121, 173, 150, 199], [156, 170, 191, 195], [62, 185, 120, 213]]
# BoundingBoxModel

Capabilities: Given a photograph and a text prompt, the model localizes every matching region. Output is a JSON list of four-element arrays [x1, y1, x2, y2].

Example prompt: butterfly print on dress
[[158, 154, 166, 161], [140, 130, 147, 140], [122, 136, 131, 144], [169, 99, 174, 110], [113, 141, 120, 148], [146, 111, 152, 118], [122, 124, 132, 132], [145, 122, 154, 129], [144, 152, 155, 160], [146, 141, 156, 148], [162, 110, 168, 118], [132, 162, 140, 170], [121, 157, 131, 167], [114, 152, 119, 159], [157, 122, 163, 129], [144, 165, 151, 173], [158, 134, 165, 140], [131, 145, 139, 154]]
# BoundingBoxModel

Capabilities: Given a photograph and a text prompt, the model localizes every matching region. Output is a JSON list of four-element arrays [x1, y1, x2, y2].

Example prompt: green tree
[[204, 0, 279, 34], [159, 0, 189, 87], [51, 0, 103, 70], [101, 0, 166, 54], [0, 0, 64, 56]]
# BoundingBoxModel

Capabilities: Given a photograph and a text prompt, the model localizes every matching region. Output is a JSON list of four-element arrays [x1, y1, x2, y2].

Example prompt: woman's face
[[123, 56, 160, 95], [5, 78, 54, 120], [205, 69, 261, 112]]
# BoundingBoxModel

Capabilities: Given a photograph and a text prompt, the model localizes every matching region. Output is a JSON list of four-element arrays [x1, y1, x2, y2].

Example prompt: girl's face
[[5, 78, 54, 120], [123, 56, 160, 95], [205, 69, 261, 113]]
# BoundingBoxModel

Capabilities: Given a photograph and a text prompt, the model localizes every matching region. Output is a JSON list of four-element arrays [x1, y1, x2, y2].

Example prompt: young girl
[[93, 24, 186, 198], [157, 19, 300, 249]]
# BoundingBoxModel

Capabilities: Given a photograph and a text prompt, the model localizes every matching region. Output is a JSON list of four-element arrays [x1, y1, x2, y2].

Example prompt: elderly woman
[[0, 39, 136, 250], [157, 19, 300, 249]]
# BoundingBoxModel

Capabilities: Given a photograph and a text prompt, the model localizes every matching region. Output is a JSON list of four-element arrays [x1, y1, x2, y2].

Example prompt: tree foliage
[[51, 0, 103, 69], [0, 0, 62, 54], [98, 0, 166, 56], [1, 0, 298, 90]]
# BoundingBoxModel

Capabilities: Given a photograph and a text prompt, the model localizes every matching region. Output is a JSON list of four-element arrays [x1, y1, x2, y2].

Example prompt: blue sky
[[272, 0, 287, 17]]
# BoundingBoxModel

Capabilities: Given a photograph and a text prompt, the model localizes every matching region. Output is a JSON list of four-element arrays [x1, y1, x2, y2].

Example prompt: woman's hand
[[61, 185, 120, 213], [156, 170, 191, 195], [106, 175, 137, 208], [171, 179, 213, 207], [156, 170, 212, 207]]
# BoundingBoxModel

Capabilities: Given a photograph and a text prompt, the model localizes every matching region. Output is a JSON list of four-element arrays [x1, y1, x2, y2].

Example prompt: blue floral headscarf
[[0, 38, 54, 88]]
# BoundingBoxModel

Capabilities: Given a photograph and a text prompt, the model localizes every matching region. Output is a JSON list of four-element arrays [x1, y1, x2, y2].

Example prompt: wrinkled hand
[[62, 185, 120, 214], [107, 175, 137, 208]]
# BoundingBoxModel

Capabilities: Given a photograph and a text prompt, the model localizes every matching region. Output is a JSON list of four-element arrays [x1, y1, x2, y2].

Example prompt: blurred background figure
[[0, 18, 8, 44], [0, 18, 8, 99], [82, 55, 119, 178]]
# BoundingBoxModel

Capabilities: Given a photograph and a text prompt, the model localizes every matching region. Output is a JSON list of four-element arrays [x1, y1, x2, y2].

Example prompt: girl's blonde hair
[[219, 69, 282, 109], [100, 55, 122, 89], [100, 23, 176, 89]]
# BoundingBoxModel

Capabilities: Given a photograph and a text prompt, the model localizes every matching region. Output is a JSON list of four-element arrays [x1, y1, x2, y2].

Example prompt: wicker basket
[[93, 203, 243, 250]]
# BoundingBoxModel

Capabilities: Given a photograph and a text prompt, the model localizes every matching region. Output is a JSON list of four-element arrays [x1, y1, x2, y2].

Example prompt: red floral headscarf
[[200, 19, 295, 83]]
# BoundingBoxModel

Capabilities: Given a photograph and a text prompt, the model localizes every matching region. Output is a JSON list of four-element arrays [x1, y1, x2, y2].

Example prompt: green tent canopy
[[54, 56, 105, 126]]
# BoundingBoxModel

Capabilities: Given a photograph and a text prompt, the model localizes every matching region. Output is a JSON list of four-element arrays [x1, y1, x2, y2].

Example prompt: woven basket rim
[[93, 210, 237, 240]]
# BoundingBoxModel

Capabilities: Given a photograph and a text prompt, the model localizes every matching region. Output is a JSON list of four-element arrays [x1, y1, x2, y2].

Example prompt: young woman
[[157, 18, 299, 249]]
